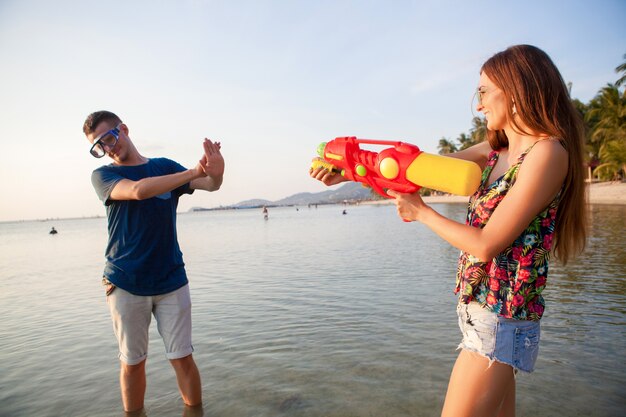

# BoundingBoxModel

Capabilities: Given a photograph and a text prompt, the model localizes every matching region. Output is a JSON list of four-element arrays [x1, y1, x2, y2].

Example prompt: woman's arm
[[389, 140, 567, 261], [446, 140, 493, 169]]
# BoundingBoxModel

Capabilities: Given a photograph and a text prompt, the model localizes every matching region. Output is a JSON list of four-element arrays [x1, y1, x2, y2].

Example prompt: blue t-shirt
[[91, 158, 194, 296]]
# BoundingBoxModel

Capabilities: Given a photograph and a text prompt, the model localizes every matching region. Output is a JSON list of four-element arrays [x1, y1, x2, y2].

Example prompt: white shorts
[[106, 283, 194, 365]]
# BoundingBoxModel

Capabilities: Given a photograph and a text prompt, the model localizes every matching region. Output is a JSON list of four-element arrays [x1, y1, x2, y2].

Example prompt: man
[[83, 110, 224, 413]]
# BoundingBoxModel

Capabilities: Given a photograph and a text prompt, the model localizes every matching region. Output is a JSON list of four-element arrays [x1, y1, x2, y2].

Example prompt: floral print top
[[455, 143, 561, 321]]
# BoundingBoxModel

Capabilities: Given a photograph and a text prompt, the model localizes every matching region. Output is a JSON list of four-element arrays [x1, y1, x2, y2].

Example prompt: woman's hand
[[387, 189, 430, 222], [309, 161, 348, 187]]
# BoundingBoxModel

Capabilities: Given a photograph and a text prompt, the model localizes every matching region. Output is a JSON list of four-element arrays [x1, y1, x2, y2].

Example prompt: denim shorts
[[457, 302, 540, 373], [106, 283, 194, 365]]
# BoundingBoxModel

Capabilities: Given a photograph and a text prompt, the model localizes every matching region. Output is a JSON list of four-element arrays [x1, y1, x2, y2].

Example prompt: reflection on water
[[526, 204, 626, 417], [0, 203, 624, 417]]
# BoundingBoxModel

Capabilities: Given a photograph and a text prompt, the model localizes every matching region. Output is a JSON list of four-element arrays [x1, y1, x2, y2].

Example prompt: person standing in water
[[84, 110, 225, 413], [311, 45, 587, 416]]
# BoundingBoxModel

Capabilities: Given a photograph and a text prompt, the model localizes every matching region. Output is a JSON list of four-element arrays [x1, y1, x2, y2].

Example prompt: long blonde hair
[[481, 45, 587, 263]]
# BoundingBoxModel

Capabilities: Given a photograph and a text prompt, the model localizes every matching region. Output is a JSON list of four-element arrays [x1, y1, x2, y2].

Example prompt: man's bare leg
[[120, 359, 147, 412], [170, 354, 202, 406]]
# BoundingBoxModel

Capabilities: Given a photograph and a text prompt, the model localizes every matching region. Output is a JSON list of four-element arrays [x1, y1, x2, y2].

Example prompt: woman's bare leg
[[441, 349, 515, 417]]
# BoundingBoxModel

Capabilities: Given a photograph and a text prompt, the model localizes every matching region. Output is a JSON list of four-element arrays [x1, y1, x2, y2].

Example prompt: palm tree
[[457, 132, 474, 150], [586, 84, 626, 180], [438, 118, 487, 155], [616, 53, 626, 88], [469, 116, 488, 144], [438, 137, 458, 154], [595, 139, 626, 181]]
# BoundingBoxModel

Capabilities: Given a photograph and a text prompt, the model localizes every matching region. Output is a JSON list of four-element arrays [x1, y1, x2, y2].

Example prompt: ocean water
[[0, 203, 624, 417]]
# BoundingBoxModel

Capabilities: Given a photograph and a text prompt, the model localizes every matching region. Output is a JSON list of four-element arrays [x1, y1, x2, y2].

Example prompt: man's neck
[[113, 153, 149, 167]]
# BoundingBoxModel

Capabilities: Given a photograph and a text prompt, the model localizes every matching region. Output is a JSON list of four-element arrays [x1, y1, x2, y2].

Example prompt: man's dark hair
[[83, 111, 122, 135]]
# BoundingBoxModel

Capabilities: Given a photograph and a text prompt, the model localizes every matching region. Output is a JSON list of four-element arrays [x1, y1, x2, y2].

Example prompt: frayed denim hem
[[456, 345, 528, 377], [457, 302, 540, 374]]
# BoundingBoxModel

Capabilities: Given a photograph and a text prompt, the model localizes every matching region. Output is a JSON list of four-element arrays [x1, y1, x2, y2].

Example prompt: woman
[[310, 45, 587, 417]]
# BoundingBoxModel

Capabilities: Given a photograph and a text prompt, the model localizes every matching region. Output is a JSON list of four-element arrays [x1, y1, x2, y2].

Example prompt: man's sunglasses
[[90, 124, 121, 158]]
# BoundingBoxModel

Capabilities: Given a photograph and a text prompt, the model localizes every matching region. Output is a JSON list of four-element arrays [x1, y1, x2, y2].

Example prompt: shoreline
[[586, 181, 626, 205], [363, 181, 626, 206]]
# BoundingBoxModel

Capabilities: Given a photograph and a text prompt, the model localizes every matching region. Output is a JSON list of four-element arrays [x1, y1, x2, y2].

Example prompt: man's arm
[[190, 174, 223, 191], [110, 167, 202, 201], [110, 139, 224, 200]]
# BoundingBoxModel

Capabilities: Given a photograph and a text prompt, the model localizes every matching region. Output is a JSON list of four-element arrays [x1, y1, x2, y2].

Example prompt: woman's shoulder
[[525, 138, 568, 163], [518, 138, 568, 181]]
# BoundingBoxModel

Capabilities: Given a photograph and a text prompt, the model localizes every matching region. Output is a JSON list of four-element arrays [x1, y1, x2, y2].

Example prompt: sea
[[0, 203, 624, 417]]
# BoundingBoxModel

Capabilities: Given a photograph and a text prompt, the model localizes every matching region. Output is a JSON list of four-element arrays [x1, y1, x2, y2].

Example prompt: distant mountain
[[231, 198, 274, 208], [190, 182, 378, 211], [235, 182, 377, 207]]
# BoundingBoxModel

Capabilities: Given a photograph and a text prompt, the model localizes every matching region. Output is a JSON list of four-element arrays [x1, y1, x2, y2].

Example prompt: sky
[[0, 0, 624, 222]]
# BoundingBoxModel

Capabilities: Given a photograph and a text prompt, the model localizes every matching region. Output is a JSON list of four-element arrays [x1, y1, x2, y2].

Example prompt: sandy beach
[[586, 181, 626, 205], [365, 181, 626, 205]]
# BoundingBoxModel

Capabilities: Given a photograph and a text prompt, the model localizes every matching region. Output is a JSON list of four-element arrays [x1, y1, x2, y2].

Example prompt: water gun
[[311, 137, 482, 197]]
